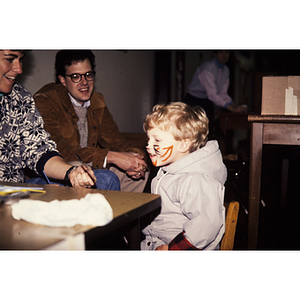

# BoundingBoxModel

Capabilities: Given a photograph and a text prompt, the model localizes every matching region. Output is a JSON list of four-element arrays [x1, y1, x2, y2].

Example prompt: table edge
[[248, 114, 300, 123]]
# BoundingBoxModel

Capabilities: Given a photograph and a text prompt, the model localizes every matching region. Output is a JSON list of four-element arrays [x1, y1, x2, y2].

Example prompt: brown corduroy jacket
[[34, 83, 143, 169]]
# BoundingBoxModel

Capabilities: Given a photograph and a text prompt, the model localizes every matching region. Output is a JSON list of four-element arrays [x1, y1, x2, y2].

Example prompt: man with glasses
[[0, 49, 113, 190], [34, 50, 148, 192]]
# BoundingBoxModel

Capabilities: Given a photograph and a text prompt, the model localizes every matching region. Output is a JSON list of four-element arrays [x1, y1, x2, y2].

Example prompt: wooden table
[[0, 183, 161, 250], [215, 112, 251, 154], [248, 115, 300, 249]]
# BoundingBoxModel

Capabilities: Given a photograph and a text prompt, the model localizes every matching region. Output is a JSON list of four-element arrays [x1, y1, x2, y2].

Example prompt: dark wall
[[155, 51, 171, 104], [254, 50, 300, 75]]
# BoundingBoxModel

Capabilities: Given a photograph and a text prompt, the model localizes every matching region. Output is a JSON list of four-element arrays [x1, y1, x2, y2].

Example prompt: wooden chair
[[220, 201, 240, 250]]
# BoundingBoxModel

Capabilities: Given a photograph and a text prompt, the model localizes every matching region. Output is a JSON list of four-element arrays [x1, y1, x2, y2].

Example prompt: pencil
[[42, 170, 51, 184], [75, 154, 96, 185]]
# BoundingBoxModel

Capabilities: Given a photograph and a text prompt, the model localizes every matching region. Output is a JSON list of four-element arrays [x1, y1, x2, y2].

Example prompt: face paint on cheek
[[152, 145, 159, 166], [153, 145, 174, 165], [160, 145, 173, 162]]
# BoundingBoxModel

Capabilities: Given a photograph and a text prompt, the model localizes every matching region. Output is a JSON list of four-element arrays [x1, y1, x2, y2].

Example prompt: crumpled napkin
[[11, 193, 113, 227]]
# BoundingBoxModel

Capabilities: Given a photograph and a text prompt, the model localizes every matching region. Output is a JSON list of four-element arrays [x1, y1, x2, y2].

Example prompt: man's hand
[[107, 151, 147, 179], [226, 103, 248, 113]]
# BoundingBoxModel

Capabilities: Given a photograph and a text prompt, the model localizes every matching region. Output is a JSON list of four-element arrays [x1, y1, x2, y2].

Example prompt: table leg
[[248, 122, 263, 249], [126, 218, 141, 250], [281, 158, 289, 208]]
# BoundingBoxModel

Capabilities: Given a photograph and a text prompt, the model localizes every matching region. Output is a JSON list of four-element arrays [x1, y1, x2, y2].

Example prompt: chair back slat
[[220, 201, 239, 250]]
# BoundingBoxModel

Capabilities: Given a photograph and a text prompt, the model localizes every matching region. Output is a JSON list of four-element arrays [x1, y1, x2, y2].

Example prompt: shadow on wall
[[17, 51, 35, 87]]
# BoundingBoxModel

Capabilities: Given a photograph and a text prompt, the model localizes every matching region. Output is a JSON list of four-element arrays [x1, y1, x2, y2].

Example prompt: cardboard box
[[261, 76, 300, 115]]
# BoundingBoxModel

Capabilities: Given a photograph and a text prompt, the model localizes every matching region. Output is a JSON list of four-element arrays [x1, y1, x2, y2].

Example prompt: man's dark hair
[[55, 50, 96, 83]]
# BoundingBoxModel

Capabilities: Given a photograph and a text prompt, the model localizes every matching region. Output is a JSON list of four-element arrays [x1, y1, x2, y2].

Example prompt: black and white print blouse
[[0, 82, 60, 183]]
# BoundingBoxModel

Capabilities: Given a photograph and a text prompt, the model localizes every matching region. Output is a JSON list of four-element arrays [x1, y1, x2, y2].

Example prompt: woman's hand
[[68, 165, 97, 188]]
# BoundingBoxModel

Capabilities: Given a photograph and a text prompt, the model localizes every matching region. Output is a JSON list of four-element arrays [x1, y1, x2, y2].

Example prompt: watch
[[64, 166, 77, 182]]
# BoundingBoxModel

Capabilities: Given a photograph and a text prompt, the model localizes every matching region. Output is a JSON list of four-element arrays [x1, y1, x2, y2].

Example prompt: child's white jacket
[[142, 140, 227, 250]]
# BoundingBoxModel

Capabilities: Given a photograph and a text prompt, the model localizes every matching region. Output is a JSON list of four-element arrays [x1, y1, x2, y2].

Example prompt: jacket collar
[[55, 83, 105, 111]]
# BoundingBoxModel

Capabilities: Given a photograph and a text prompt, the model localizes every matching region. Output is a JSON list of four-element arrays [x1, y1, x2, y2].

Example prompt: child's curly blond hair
[[144, 102, 209, 153]]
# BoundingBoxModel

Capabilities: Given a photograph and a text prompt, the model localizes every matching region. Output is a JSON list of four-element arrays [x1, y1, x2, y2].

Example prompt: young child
[[141, 102, 227, 250]]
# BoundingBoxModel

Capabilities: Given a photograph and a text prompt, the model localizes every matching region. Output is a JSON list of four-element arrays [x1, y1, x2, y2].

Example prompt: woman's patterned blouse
[[0, 82, 59, 182]]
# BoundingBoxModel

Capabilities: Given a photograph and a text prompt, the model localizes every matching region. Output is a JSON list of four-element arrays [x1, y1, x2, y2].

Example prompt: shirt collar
[[68, 93, 91, 108], [214, 57, 225, 69]]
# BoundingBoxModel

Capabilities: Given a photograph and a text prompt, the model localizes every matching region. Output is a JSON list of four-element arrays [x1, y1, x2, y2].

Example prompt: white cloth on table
[[11, 193, 113, 227]]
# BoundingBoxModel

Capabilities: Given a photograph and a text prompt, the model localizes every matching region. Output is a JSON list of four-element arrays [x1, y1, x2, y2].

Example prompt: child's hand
[[155, 244, 169, 250]]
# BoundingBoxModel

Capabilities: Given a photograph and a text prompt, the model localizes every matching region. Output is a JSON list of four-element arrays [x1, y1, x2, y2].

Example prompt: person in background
[[34, 50, 148, 193], [0, 50, 119, 189], [185, 50, 247, 140], [141, 102, 227, 250]]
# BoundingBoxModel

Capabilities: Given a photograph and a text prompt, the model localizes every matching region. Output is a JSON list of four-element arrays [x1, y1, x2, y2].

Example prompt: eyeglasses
[[65, 71, 96, 83]]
